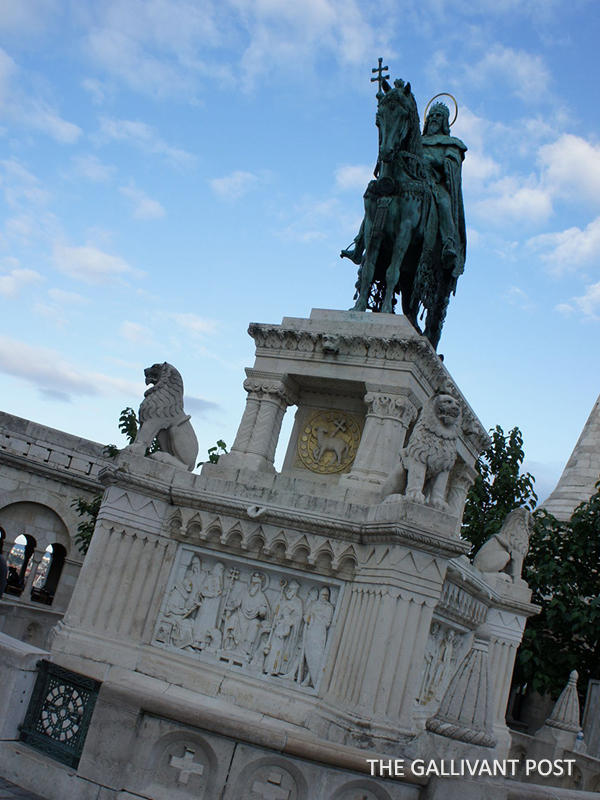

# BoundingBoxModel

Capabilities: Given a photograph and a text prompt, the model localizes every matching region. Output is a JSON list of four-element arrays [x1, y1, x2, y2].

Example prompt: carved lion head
[[432, 393, 461, 429]]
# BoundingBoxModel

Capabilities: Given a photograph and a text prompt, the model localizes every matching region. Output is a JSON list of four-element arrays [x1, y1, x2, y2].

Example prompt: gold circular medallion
[[298, 411, 361, 474]]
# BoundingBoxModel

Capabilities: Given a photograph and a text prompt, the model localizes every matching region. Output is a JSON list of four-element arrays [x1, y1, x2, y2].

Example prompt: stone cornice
[[0, 450, 103, 494], [447, 559, 541, 618], [99, 464, 469, 558]]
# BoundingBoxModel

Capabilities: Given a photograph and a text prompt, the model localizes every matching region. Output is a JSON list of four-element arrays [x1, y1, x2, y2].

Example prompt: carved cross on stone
[[251, 770, 291, 800], [169, 747, 205, 785], [333, 419, 347, 435]]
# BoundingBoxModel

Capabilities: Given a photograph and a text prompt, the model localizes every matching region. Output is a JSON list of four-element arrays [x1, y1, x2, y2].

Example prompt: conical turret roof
[[542, 394, 600, 520]]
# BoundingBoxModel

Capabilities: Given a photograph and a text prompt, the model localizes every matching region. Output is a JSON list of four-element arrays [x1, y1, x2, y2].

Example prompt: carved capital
[[243, 372, 298, 406], [364, 392, 416, 425]]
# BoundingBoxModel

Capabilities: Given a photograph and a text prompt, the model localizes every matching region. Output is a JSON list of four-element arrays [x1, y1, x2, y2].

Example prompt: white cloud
[[539, 134, 600, 204], [94, 117, 195, 165], [0, 334, 145, 402], [81, 78, 107, 105], [464, 45, 551, 103], [463, 152, 501, 187], [72, 154, 115, 183], [555, 303, 574, 317], [528, 217, 600, 274], [0, 159, 50, 206], [80, 0, 385, 96], [0, 336, 98, 399], [503, 286, 536, 314], [335, 164, 373, 191], [0, 47, 81, 143], [171, 313, 216, 335], [209, 170, 260, 201], [568, 282, 600, 320], [120, 321, 154, 343], [119, 184, 165, 219], [0, 268, 43, 298], [53, 244, 144, 285], [47, 288, 88, 305], [473, 176, 553, 227], [0, 0, 61, 38], [184, 395, 219, 417]]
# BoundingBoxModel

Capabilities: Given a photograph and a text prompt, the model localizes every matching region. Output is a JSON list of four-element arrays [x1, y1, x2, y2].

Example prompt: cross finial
[[371, 57, 390, 100]]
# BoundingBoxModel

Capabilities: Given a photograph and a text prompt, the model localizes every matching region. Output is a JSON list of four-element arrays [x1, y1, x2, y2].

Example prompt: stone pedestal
[[5, 309, 547, 800]]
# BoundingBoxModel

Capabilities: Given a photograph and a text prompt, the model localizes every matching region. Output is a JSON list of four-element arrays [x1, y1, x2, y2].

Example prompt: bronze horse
[[346, 79, 429, 325]]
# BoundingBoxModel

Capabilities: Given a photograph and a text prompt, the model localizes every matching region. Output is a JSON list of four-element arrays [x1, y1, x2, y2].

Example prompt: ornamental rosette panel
[[19, 660, 101, 769]]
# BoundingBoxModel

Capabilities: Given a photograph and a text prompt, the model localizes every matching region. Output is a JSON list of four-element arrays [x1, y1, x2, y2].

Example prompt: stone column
[[486, 606, 526, 755], [341, 387, 417, 485], [23, 549, 44, 598], [224, 370, 297, 472], [323, 583, 435, 731]]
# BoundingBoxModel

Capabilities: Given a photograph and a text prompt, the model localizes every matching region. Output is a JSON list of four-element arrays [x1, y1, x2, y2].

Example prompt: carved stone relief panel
[[296, 409, 361, 474], [416, 621, 469, 708], [153, 545, 343, 694]]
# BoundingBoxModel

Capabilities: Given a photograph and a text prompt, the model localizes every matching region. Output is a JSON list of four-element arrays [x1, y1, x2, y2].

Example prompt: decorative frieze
[[153, 546, 343, 693], [437, 580, 488, 629]]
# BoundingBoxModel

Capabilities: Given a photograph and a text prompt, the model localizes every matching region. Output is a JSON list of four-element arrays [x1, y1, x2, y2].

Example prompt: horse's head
[[376, 79, 420, 164]]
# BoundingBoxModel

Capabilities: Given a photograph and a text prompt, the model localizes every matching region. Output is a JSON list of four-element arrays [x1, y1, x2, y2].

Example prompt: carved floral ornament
[[153, 547, 342, 693], [297, 410, 361, 474]]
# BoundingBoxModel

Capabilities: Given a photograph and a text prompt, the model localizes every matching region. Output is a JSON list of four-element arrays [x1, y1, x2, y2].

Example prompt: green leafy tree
[[200, 439, 228, 466], [516, 492, 600, 696], [462, 425, 537, 554], [72, 493, 102, 555]]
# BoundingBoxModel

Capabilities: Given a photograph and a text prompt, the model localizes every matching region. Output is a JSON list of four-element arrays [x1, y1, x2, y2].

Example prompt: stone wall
[[0, 410, 108, 647]]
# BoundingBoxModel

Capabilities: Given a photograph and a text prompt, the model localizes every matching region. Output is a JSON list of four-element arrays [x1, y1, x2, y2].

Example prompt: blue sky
[[0, 0, 598, 501]]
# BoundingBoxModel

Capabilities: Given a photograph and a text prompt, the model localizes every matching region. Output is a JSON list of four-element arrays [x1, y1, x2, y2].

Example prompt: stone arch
[[247, 530, 266, 555], [0, 501, 70, 554], [291, 541, 310, 565], [0, 487, 81, 550], [329, 780, 393, 800], [145, 729, 218, 798], [233, 755, 308, 800]]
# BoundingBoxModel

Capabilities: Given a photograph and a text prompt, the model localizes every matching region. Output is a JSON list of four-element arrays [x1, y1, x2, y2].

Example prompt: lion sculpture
[[381, 393, 462, 511], [125, 362, 199, 472], [473, 507, 532, 583]]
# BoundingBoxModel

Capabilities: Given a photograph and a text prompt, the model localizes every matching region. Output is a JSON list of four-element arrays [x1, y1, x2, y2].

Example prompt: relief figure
[[264, 580, 304, 677], [299, 586, 334, 687], [223, 571, 270, 657]]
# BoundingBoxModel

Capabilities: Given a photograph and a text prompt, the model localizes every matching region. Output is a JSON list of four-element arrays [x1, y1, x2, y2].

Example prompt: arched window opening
[[31, 543, 66, 606], [5, 534, 37, 597]]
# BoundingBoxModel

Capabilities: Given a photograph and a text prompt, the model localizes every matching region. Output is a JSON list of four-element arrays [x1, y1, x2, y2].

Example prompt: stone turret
[[534, 670, 582, 750], [543, 394, 600, 520], [425, 624, 497, 748]]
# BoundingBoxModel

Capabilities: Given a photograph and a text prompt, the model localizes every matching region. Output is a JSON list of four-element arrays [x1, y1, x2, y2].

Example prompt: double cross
[[371, 57, 390, 99]]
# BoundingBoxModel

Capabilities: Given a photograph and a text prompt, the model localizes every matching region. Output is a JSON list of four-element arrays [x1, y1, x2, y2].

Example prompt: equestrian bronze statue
[[341, 64, 467, 351]]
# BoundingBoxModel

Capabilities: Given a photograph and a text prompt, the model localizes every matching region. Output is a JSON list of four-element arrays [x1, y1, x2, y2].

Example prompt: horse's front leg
[[351, 199, 378, 311], [382, 202, 421, 314], [382, 220, 413, 314], [352, 237, 382, 311]]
